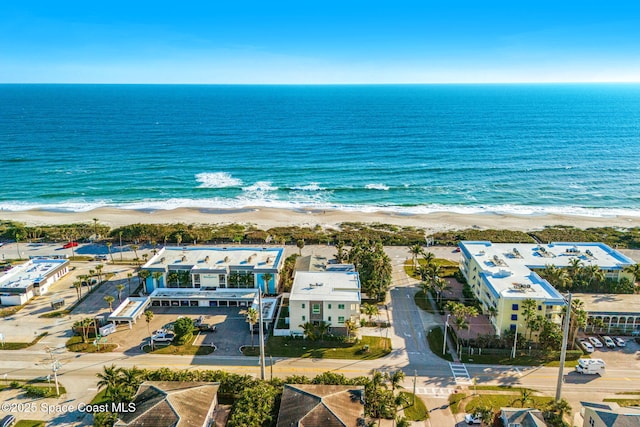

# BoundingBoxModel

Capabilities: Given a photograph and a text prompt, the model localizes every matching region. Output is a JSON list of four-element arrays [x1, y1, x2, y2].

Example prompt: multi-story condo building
[[140, 247, 284, 308], [288, 268, 361, 336], [459, 241, 634, 336]]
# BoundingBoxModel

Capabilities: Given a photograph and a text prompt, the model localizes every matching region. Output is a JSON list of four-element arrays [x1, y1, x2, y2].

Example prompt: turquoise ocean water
[[1, 84, 639, 216]]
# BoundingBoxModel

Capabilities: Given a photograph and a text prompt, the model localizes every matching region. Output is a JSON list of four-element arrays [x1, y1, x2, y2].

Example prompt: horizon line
[[2, 81, 640, 86]]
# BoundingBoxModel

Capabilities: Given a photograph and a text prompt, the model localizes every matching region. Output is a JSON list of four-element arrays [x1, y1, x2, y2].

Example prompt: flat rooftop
[[573, 293, 640, 316], [150, 288, 258, 301], [0, 258, 69, 290], [142, 247, 284, 272], [290, 271, 360, 302], [460, 242, 634, 302]]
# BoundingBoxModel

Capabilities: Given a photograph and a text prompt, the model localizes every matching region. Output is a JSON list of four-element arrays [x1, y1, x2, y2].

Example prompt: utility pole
[[556, 293, 572, 401], [46, 347, 60, 396], [413, 370, 417, 405], [442, 314, 451, 355], [258, 289, 266, 380]]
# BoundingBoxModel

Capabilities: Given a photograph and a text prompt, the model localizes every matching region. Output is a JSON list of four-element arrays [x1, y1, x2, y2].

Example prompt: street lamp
[[511, 323, 522, 359], [556, 293, 572, 401], [442, 314, 451, 355]]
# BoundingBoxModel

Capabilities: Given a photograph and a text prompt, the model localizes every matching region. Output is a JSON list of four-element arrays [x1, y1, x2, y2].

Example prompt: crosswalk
[[449, 362, 474, 385], [414, 387, 455, 397]]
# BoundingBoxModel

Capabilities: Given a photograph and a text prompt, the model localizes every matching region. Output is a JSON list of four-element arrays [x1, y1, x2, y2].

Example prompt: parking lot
[[105, 306, 254, 356], [577, 334, 640, 369]]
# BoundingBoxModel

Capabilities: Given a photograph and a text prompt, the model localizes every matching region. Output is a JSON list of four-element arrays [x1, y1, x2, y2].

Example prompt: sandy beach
[[1, 207, 639, 232]]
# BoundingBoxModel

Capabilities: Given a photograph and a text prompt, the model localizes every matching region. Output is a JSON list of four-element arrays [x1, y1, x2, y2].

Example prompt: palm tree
[[246, 307, 259, 347], [511, 388, 534, 408], [104, 295, 115, 311], [344, 318, 358, 342], [73, 280, 82, 300], [95, 264, 104, 283], [97, 364, 124, 401], [138, 269, 150, 290], [131, 244, 140, 264], [14, 231, 23, 259], [261, 272, 273, 294], [433, 277, 450, 303], [92, 218, 99, 239], [106, 242, 114, 263], [408, 244, 423, 270], [568, 258, 583, 279], [565, 298, 587, 349], [127, 272, 133, 294], [300, 322, 316, 340], [387, 370, 405, 393], [362, 303, 380, 323], [521, 298, 538, 342], [152, 272, 163, 292], [476, 405, 494, 425], [120, 367, 143, 399], [624, 263, 640, 285], [296, 239, 305, 255], [144, 310, 154, 344], [316, 321, 330, 341], [335, 241, 346, 263], [116, 284, 125, 302]]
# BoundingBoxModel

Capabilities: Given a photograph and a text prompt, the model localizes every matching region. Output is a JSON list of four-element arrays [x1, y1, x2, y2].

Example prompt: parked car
[[197, 323, 216, 332], [614, 337, 626, 347], [578, 339, 594, 353], [62, 241, 79, 249], [81, 278, 98, 286], [94, 254, 108, 261], [151, 333, 175, 343], [588, 336, 603, 348], [464, 413, 482, 425], [603, 336, 616, 349], [0, 415, 16, 427]]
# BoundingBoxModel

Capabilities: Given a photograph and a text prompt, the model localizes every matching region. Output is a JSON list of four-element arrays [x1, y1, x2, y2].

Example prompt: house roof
[[582, 402, 640, 427], [500, 407, 547, 427], [290, 271, 360, 302], [276, 384, 365, 427], [114, 381, 219, 427]]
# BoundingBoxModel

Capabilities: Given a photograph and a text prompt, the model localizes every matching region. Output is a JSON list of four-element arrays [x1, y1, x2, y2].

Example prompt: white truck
[[575, 358, 605, 375]]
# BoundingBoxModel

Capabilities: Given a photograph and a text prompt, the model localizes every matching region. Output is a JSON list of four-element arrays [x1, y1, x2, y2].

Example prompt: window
[[510, 324, 516, 331], [511, 314, 518, 321], [301, 303, 305, 309], [302, 315, 306, 321], [328, 316, 332, 322], [338, 304, 345, 309], [328, 304, 332, 309], [312, 304, 320, 314], [512, 303, 519, 311], [338, 316, 345, 324], [538, 305, 542, 311]]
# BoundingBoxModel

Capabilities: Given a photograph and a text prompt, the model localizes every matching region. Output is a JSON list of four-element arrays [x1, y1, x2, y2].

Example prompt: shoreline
[[1, 207, 640, 232]]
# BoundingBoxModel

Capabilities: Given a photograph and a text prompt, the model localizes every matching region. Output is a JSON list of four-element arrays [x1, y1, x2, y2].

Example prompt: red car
[[62, 242, 79, 249]]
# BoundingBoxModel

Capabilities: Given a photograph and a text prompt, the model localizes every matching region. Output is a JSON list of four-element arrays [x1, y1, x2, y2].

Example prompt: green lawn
[[427, 327, 453, 362], [90, 389, 109, 405], [66, 335, 118, 353], [142, 341, 215, 356], [1, 333, 48, 350], [464, 394, 553, 414], [414, 290, 435, 312], [404, 258, 458, 278], [399, 392, 428, 421], [15, 421, 46, 427], [604, 398, 640, 407], [264, 336, 391, 359]]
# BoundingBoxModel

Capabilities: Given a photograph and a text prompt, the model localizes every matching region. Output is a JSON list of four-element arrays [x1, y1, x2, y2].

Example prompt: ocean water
[[1, 84, 640, 217]]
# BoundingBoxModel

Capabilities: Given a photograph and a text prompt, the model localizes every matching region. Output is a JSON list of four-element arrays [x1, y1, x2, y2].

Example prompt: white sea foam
[[291, 183, 324, 191], [365, 183, 390, 190], [195, 172, 242, 188], [242, 181, 278, 192], [2, 199, 640, 219]]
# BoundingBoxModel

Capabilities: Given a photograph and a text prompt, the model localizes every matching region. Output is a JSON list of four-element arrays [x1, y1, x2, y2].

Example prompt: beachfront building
[[0, 258, 70, 306], [458, 241, 635, 336], [574, 293, 640, 334], [140, 247, 284, 308], [288, 268, 361, 337]]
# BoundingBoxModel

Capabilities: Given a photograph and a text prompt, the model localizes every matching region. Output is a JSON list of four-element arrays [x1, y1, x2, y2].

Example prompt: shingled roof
[[114, 381, 219, 427], [276, 384, 365, 427]]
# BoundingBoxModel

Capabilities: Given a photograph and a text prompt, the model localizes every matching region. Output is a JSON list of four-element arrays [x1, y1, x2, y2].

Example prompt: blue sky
[[1, 1, 639, 83]]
